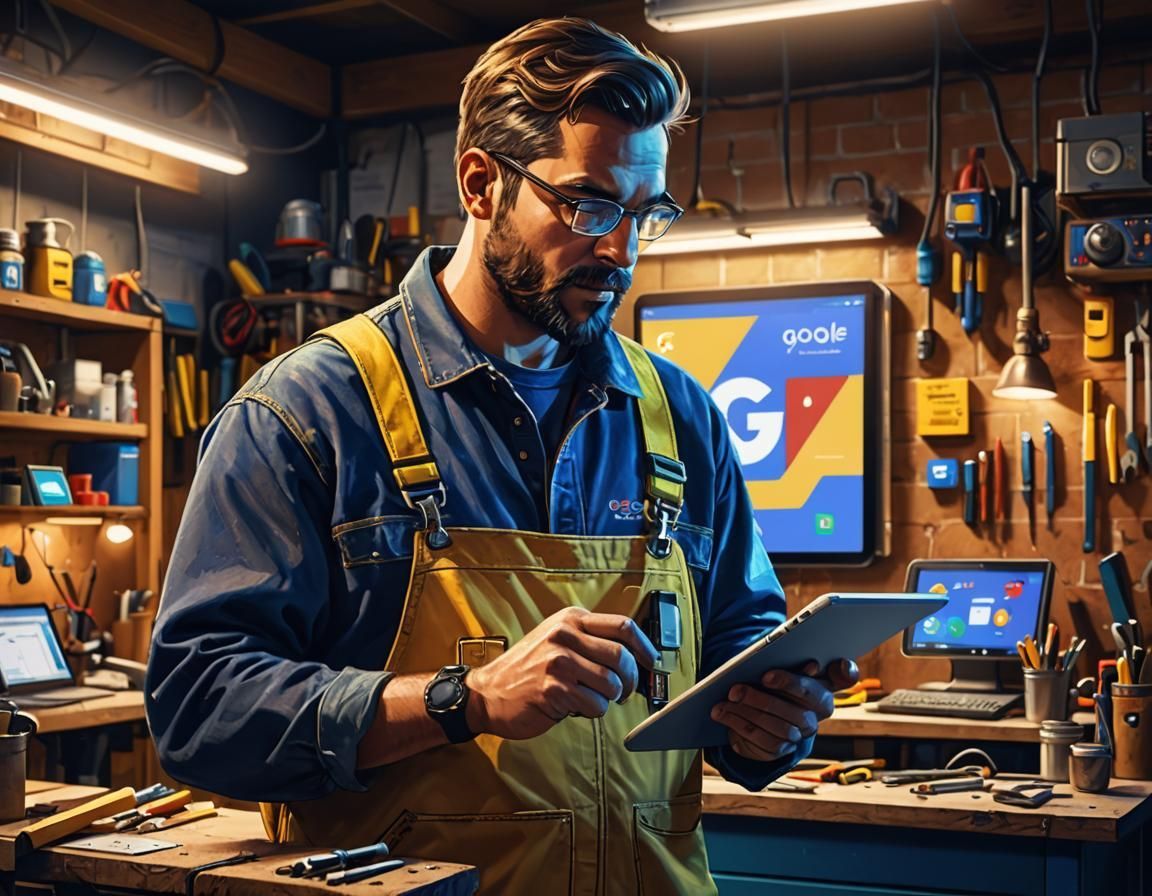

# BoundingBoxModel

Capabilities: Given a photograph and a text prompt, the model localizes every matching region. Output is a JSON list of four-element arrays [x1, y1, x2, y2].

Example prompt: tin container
[[73, 251, 108, 307], [1039, 719, 1082, 782], [0, 228, 23, 291], [1069, 742, 1112, 793]]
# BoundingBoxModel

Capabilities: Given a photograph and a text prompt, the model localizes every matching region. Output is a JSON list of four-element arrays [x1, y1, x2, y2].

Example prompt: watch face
[[427, 677, 463, 711]]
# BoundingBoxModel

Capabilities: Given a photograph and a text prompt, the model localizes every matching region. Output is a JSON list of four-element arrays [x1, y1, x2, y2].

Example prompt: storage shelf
[[0, 505, 146, 519], [0, 290, 160, 332], [0, 412, 146, 440], [248, 290, 375, 313]]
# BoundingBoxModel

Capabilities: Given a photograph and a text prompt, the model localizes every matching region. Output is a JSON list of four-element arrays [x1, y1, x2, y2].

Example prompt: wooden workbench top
[[2, 783, 477, 895], [22, 690, 146, 735], [820, 704, 1094, 742], [702, 773, 1152, 843]]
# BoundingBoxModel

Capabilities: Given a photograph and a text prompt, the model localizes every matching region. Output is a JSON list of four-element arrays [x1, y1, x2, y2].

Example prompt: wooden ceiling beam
[[236, 0, 377, 28], [51, 0, 331, 118], [343, 44, 481, 118], [369, 0, 478, 45]]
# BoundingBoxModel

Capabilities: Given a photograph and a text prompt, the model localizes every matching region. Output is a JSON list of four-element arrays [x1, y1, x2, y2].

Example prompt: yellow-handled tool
[[1106, 403, 1118, 484], [1083, 378, 1097, 553]]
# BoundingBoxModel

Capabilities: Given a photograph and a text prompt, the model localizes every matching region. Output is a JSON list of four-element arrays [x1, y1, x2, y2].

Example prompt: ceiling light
[[645, 0, 933, 31], [643, 188, 898, 256], [0, 60, 248, 175], [993, 182, 1056, 400], [44, 516, 103, 526]]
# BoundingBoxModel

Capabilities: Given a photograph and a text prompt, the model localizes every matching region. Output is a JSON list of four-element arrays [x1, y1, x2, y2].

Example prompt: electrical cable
[[384, 122, 409, 221], [779, 32, 796, 209], [1083, 0, 1103, 116], [968, 66, 1026, 210], [34, 0, 70, 71], [916, 6, 942, 362], [945, 3, 1008, 73], [1032, 0, 1052, 180], [135, 184, 148, 285], [689, 45, 709, 209]]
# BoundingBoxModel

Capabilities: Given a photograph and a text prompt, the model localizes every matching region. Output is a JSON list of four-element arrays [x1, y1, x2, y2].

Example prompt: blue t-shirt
[[487, 352, 578, 463]]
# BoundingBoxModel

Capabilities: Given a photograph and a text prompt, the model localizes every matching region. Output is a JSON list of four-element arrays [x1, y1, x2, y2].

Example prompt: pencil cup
[[1024, 668, 1073, 723], [0, 716, 34, 822], [1111, 683, 1152, 780]]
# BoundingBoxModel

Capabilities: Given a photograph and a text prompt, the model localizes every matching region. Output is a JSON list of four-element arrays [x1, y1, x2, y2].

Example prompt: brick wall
[[622, 63, 1152, 690]]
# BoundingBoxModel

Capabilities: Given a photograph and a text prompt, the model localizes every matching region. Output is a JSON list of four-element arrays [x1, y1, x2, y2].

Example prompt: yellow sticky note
[[916, 377, 970, 436]]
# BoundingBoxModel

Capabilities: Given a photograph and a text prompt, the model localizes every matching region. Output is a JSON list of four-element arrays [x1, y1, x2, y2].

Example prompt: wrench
[[1138, 305, 1152, 468], [1121, 326, 1141, 481]]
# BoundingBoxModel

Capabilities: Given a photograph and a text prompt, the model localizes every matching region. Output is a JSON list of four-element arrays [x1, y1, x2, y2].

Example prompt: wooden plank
[[50, 0, 331, 119], [0, 411, 146, 439], [702, 775, 1152, 843], [821, 705, 1095, 744], [371, 0, 477, 44], [236, 0, 377, 27], [342, 44, 480, 118], [22, 691, 146, 735], [0, 290, 160, 332]]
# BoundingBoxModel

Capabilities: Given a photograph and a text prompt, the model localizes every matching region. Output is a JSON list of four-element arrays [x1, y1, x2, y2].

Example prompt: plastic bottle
[[116, 370, 137, 424], [100, 373, 117, 422]]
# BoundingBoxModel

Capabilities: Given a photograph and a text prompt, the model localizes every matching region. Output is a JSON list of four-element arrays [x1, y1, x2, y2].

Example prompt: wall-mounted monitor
[[635, 281, 890, 566]]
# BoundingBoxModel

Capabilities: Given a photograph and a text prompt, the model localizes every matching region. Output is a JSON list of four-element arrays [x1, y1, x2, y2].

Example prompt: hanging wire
[[80, 167, 87, 250], [779, 32, 796, 209], [1083, 0, 1103, 115], [12, 149, 21, 232], [689, 44, 709, 209], [1032, 0, 1052, 178], [918, 9, 942, 249]]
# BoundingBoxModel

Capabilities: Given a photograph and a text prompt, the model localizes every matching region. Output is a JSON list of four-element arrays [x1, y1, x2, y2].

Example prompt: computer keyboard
[[874, 689, 1024, 720]]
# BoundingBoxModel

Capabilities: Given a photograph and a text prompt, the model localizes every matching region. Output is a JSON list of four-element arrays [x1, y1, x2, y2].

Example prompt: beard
[[482, 204, 631, 347]]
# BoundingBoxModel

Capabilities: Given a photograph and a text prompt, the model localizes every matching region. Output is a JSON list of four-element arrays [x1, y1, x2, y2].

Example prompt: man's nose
[[594, 214, 639, 268]]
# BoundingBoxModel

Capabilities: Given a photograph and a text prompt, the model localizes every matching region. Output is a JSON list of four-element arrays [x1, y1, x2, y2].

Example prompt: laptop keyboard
[[874, 688, 1024, 720]]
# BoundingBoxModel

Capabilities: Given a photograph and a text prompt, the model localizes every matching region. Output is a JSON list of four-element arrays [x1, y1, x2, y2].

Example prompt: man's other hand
[[466, 606, 660, 740], [709, 658, 859, 762]]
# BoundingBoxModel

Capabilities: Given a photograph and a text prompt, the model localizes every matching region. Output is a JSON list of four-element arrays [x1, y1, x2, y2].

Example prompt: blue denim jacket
[[146, 247, 794, 802]]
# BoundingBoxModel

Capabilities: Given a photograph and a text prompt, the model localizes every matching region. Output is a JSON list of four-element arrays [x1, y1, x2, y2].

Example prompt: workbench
[[1, 782, 478, 896], [702, 706, 1152, 896]]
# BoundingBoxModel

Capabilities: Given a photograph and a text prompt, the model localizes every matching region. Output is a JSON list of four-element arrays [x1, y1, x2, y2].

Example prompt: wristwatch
[[424, 664, 475, 744]]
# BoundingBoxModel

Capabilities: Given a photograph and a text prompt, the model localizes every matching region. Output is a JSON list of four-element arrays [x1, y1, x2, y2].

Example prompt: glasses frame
[[486, 150, 683, 241]]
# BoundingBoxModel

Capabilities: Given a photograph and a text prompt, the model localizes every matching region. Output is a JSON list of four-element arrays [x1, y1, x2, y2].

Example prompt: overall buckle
[[403, 483, 452, 550], [645, 497, 681, 559]]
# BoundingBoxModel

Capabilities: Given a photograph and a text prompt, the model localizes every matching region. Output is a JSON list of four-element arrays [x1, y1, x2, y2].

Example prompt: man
[[146, 17, 856, 894]]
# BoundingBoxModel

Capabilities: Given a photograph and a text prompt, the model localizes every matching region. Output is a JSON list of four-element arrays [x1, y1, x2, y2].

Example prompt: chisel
[[1021, 432, 1035, 542], [1044, 421, 1056, 527], [1099, 552, 1137, 624], [963, 459, 977, 525]]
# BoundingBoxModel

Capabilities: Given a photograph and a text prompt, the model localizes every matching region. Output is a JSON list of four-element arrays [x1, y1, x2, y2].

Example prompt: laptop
[[0, 603, 116, 707]]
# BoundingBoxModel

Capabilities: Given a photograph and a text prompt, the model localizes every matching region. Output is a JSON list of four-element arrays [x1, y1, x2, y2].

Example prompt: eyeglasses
[[487, 151, 683, 241]]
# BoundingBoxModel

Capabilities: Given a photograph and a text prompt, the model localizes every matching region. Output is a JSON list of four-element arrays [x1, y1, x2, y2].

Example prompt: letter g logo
[[711, 377, 784, 465]]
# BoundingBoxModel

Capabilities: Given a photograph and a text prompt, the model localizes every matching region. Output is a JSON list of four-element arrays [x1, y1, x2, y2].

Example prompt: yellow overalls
[[261, 315, 717, 895]]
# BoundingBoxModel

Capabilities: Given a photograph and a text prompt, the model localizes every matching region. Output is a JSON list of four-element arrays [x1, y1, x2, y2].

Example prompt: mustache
[[558, 266, 632, 294]]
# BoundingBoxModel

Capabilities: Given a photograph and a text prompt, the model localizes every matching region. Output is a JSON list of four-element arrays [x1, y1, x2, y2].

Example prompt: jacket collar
[[399, 246, 643, 398]]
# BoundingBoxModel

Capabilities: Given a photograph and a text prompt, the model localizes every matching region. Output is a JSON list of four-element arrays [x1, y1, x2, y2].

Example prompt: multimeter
[[1084, 295, 1115, 360], [639, 590, 682, 710]]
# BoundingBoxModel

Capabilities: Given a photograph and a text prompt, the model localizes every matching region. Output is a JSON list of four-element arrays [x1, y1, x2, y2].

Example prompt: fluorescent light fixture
[[0, 60, 248, 175], [645, 0, 932, 30], [642, 193, 898, 256], [44, 515, 103, 526]]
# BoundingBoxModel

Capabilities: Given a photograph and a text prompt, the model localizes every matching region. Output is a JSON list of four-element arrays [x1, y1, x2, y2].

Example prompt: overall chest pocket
[[674, 522, 713, 572], [333, 515, 417, 567]]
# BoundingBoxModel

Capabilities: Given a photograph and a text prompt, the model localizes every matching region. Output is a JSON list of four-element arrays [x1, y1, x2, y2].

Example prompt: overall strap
[[619, 338, 686, 558], [313, 314, 450, 548]]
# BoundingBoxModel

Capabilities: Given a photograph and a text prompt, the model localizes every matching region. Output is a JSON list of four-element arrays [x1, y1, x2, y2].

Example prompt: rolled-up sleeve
[[145, 396, 386, 802]]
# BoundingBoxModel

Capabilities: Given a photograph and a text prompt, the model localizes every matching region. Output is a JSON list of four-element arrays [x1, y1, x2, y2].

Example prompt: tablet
[[624, 591, 947, 752]]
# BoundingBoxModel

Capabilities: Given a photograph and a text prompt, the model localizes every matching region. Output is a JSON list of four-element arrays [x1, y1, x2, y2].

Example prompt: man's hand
[[466, 606, 660, 740], [710, 658, 859, 762]]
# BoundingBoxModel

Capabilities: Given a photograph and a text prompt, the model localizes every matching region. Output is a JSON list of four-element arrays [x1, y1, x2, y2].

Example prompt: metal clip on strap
[[646, 497, 681, 559], [403, 483, 451, 550]]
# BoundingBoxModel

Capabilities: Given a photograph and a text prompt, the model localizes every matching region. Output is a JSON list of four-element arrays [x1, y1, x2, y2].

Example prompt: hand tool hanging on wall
[[944, 148, 995, 334], [1044, 421, 1057, 527], [963, 459, 977, 525], [994, 437, 1007, 522], [1106, 403, 1119, 484], [1083, 379, 1097, 553], [977, 449, 990, 524], [1120, 298, 1150, 482], [1021, 431, 1035, 543]]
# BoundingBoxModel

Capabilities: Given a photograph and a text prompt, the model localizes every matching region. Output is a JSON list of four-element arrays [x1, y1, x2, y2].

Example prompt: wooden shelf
[[0, 412, 146, 440], [0, 290, 160, 332], [0, 505, 146, 519]]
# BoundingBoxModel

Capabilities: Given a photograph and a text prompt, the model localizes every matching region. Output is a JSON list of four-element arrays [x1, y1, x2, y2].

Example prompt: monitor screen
[[903, 560, 1054, 659], [0, 604, 72, 688], [635, 281, 889, 566]]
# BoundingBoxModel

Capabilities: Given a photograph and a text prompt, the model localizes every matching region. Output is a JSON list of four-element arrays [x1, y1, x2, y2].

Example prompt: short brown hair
[[456, 17, 690, 171]]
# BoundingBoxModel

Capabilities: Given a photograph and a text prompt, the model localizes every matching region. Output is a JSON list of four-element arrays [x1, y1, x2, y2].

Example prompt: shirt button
[[518, 450, 529, 461], [513, 416, 523, 427]]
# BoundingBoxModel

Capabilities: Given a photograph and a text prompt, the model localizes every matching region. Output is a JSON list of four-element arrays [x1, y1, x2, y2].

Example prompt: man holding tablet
[[146, 17, 858, 895]]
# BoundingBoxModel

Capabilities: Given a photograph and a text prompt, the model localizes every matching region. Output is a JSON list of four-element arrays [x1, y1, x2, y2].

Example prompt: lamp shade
[[993, 353, 1057, 401]]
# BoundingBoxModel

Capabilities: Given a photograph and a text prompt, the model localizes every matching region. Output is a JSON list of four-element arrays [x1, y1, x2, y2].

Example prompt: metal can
[[0, 228, 24, 291]]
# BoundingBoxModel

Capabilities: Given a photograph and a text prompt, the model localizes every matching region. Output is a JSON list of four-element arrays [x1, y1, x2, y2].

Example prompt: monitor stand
[[917, 659, 1010, 693]]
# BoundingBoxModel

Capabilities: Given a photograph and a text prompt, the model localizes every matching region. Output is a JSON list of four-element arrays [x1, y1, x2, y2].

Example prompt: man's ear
[[458, 148, 498, 221]]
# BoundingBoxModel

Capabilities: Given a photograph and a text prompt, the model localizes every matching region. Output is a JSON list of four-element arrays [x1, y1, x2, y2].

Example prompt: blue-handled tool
[[963, 459, 977, 525], [1099, 552, 1137, 625], [1043, 421, 1056, 528], [1021, 431, 1035, 542]]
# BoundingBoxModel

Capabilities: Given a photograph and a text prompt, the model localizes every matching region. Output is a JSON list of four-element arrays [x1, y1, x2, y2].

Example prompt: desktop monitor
[[903, 559, 1055, 692], [635, 281, 890, 566]]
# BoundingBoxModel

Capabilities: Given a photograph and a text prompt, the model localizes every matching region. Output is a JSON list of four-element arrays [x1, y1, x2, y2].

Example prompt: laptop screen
[[0, 604, 73, 690]]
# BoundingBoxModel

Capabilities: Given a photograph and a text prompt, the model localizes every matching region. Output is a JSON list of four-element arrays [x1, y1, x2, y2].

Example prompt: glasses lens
[[571, 201, 623, 236], [638, 206, 680, 241]]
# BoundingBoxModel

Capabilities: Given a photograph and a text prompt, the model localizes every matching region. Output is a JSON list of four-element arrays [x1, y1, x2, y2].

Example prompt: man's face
[[482, 108, 669, 346]]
